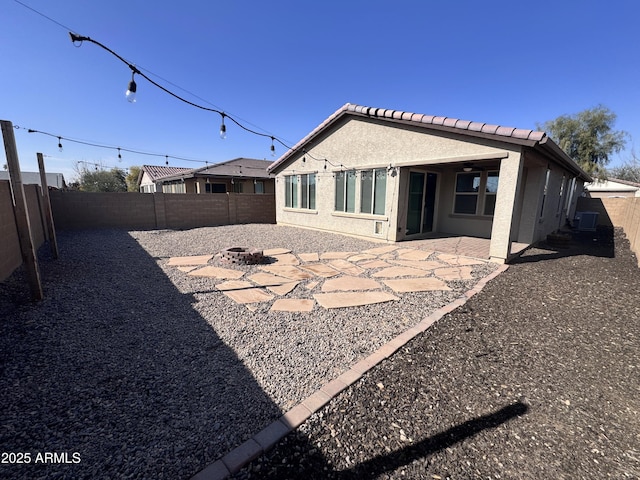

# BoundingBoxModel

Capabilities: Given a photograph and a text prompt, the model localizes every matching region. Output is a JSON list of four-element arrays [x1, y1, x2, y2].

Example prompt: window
[[232, 181, 243, 193], [300, 174, 316, 209], [454, 172, 481, 214], [285, 175, 298, 208], [556, 175, 566, 216], [539, 168, 551, 219], [335, 170, 356, 212], [205, 183, 226, 193], [360, 169, 387, 215], [254, 181, 265, 194], [483, 172, 499, 215]]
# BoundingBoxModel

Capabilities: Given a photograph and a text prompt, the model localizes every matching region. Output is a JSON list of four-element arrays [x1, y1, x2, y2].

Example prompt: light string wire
[[15, 125, 212, 165], [12, 0, 372, 174]]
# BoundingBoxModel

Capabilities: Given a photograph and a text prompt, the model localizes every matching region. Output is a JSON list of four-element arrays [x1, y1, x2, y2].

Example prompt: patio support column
[[489, 153, 523, 263]]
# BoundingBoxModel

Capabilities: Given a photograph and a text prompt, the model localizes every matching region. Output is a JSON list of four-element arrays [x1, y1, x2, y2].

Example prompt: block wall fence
[[577, 196, 640, 266], [0, 181, 47, 281], [0, 185, 275, 282]]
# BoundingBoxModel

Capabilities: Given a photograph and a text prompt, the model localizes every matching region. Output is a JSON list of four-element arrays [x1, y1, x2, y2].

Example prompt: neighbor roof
[[158, 158, 272, 182], [268, 103, 591, 181], [141, 165, 192, 181]]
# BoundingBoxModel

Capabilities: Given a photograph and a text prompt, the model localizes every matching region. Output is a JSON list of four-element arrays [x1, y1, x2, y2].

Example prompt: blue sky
[[2, 0, 639, 182]]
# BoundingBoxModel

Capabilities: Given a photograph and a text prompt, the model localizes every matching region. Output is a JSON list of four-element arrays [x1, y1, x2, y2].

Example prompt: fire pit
[[218, 247, 265, 265]]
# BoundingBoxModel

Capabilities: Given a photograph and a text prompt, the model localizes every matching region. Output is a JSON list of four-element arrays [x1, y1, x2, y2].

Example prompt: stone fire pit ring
[[218, 247, 265, 265]]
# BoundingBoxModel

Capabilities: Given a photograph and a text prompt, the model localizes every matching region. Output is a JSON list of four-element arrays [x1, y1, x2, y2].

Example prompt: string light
[[117, 147, 122, 161], [68, 32, 289, 156], [58, 136, 63, 152], [125, 67, 138, 103], [270, 137, 276, 157], [13, 2, 347, 170], [219, 113, 227, 140]]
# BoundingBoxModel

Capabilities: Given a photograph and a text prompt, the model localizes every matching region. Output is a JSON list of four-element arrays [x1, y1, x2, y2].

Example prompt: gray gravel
[[0, 224, 497, 479]]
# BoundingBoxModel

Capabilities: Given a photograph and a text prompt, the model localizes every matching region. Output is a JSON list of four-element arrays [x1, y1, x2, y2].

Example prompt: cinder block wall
[[578, 196, 640, 266], [0, 181, 47, 282], [0, 181, 22, 281], [49, 191, 276, 230]]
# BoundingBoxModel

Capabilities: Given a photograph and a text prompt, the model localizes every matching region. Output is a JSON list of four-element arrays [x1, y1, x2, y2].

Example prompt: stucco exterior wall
[[275, 117, 517, 242]]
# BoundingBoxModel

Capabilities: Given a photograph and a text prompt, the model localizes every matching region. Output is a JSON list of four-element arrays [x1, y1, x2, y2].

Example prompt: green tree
[[126, 166, 141, 192], [608, 150, 640, 183], [537, 105, 628, 179], [78, 167, 127, 192]]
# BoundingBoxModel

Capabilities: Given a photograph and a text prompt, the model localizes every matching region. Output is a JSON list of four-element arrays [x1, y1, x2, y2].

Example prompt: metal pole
[[37, 152, 59, 259], [1, 120, 43, 301]]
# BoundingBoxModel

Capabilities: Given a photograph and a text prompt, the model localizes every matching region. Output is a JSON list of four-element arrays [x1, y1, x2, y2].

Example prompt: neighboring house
[[0, 171, 66, 189], [584, 178, 640, 198], [137, 165, 192, 193], [268, 103, 592, 263], [152, 158, 274, 194]]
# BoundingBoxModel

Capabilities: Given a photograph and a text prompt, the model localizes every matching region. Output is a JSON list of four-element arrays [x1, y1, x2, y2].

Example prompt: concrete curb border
[[191, 264, 510, 479]]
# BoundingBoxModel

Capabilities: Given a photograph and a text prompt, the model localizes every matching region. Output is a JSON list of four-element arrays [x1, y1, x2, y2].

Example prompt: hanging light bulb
[[165, 155, 169, 166], [117, 148, 122, 161], [126, 71, 137, 103], [219, 114, 227, 140], [270, 137, 276, 157], [57, 137, 63, 152]]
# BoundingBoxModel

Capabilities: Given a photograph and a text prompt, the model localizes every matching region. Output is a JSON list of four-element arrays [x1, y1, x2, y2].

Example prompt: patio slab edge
[[190, 264, 510, 480]]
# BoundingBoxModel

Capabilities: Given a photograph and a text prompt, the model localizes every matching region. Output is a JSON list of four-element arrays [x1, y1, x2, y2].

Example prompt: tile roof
[[158, 158, 273, 182], [268, 103, 552, 174], [194, 158, 273, 178], [142, 165, 193, 181]]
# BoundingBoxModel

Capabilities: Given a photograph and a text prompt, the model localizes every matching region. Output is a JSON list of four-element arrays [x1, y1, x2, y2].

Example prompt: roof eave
[[536, 137, 593, 182]]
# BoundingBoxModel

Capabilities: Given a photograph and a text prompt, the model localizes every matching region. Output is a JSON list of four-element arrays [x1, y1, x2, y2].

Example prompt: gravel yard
[[0, 224, 497, 480], [234, 227, 640, 479]]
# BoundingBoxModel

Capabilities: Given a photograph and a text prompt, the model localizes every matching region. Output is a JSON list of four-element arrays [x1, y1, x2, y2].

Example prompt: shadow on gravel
[[511, 226, 615, 264], [0, 230, 281, 479], [335, 401, 529, 479], [246, 402, 528, 479]]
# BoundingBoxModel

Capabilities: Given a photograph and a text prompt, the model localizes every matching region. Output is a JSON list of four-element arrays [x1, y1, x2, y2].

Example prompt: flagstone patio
[[167, 243, 499, 313]]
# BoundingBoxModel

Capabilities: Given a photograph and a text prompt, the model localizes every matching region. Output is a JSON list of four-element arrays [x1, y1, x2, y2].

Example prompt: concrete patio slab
[[263, 248, 292, 256], [313, 291, 399, 309], [439, 256, 486, 266], [320, 251, 358, 260], [188, 266, 245, 279], [321, 276, 383, 292], [383, 277, 452, 293], [298, 252, 320, 262], [371, 266, 431, 278], [267, 282, 299, 296], [176, 266, 199, 273], [299, 263, 341, 278], [347, 253, 378, 263], [434, 266, 474, 280], [215, 280, 254, 291], [248, 272, 292, 287], [269, 253, 300, 265], [358, 259, 393, 269], [167, 254, 213, 266], [222, 287, 274, 304], [396, 248, 433, 261], [327, 259, 365, 276], [389, 260, 443, 271], [362, 245, 398, 255], [260, 265, 315, 280], [270, 298, 315, 312]]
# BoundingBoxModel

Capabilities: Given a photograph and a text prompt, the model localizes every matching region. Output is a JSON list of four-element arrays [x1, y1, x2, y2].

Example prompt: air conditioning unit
[[575, 211, 598, 231]]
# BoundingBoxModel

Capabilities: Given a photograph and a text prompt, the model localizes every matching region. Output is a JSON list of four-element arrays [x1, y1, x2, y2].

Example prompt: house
[[0, 171, 66, 189], [138, 165, 193, 193], [267, 103, 592, 263], [137, 159, 274, 194], [149, 158, 274, 194], [584, 178, 640, 198]]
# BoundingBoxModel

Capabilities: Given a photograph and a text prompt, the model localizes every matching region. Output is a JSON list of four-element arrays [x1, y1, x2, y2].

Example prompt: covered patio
[[404, 234, 529, 260]]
